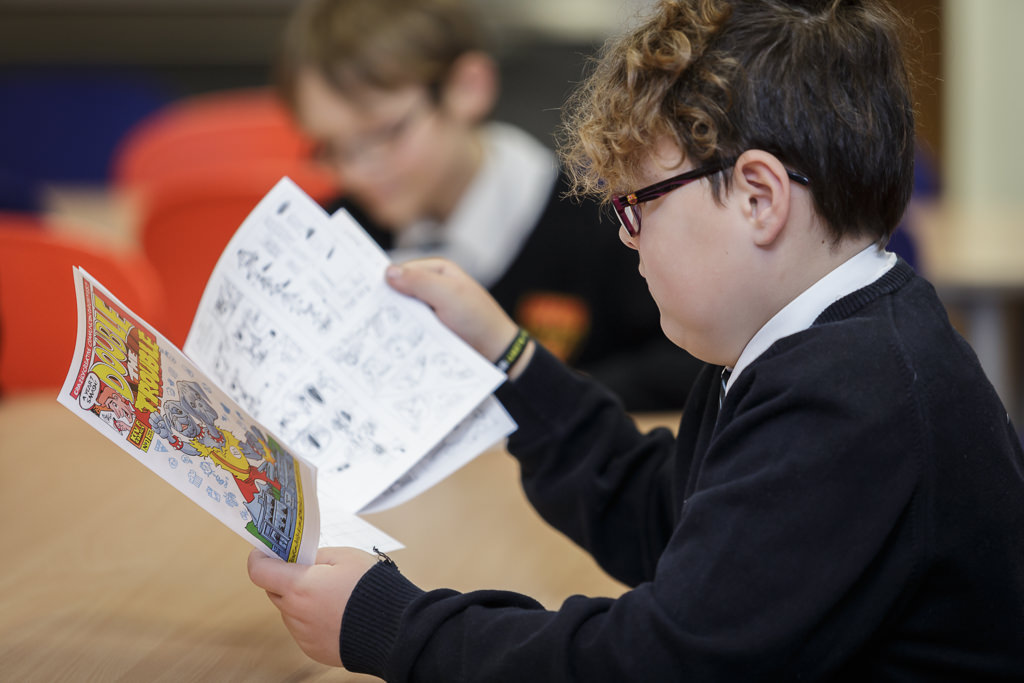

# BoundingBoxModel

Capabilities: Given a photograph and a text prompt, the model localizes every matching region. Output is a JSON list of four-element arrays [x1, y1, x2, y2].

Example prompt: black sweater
[[340, 260, 1024, 681]]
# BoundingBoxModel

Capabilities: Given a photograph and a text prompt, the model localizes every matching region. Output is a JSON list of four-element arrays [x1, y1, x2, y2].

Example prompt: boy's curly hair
[[559, 0, 917, 245]]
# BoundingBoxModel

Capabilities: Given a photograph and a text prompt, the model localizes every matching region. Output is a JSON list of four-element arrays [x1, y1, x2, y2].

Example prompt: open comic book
[[57, 177, 516, 564]]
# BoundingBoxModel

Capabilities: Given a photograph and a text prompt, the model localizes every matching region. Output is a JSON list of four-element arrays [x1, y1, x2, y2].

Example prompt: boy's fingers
[[387, 263, 439, 299], [247, 548, 298, 594], [265, 589, 286, 609], [316, 546, 376, 567], [386, 258, 467, 296], [315, 546, 348, 566], [390, 256, 452, 274], [385, 256, 516, 361]]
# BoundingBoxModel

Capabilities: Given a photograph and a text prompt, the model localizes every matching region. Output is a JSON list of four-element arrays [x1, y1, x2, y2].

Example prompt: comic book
[[57, 178, 517, 563], [58, 268, 325, 564]]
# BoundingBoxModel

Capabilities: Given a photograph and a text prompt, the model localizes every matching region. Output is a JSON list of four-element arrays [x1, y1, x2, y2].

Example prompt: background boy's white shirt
[[391, 122, 559, 287], [725, 245, 898, 396]]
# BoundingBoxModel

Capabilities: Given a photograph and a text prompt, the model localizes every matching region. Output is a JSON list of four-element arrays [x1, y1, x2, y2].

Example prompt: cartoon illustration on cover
[[59, 269, 317, 563], [148, 380, 301, 558]]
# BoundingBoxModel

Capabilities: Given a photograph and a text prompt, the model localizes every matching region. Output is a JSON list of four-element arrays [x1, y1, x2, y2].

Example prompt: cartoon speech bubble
[[79, 372, 101, 410]]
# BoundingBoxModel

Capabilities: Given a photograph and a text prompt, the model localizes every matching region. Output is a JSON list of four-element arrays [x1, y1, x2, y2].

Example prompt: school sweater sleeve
[[495, 345, 702, 585], [340, 347, 900, 680]]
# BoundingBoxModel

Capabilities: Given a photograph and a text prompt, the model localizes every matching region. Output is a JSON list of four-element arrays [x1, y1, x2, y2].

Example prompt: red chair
[[114, 88, 340, 345], [0, 214, 166, 393], [111, 87, 336, 196], [136, 165, 335, 347]]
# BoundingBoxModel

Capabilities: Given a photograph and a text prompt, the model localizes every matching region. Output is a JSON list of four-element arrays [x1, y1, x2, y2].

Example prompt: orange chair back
[[136, 166, 334, 347], [115, 88, 340, 347], [0, 214, 166, 394], [111, 87, 335, 194]]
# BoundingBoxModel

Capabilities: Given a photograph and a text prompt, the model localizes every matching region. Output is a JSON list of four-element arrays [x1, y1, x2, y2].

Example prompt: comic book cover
[[57, 267, 320, 564]]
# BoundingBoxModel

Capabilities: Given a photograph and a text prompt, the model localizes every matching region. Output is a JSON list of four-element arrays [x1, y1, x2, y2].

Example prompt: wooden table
[[0, 393, 676, 681]]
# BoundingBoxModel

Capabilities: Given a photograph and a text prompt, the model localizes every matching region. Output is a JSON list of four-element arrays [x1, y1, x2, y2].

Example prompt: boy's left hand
[[247, 547, 378, 667]]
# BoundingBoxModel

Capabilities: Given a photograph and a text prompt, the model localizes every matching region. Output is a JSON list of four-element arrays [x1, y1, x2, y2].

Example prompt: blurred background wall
[[3, 0, 1021, 423], [0, 0, 944, 171], [942, 0, 1023, 274]]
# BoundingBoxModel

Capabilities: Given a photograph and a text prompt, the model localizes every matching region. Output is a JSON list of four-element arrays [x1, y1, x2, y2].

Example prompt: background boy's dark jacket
[[328, 173, 703, 411], [340, 260, 1024, 681]]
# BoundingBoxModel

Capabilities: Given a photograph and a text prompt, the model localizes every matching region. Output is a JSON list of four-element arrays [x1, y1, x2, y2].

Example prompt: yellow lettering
[[134, 330, 162, 413], [92, 362, 133, 402], [91, 296, 133, 400], [92, 294, 133, 341], [94, 319, 128, 360], [92, 345, 127, 378]]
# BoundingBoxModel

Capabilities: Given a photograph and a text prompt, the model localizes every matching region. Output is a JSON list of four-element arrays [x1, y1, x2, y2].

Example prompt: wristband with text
[[495, 328, 530, 373]]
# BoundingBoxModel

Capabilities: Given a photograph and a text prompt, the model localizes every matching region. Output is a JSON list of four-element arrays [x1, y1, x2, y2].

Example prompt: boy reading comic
[[249, 1, 1024, 680]]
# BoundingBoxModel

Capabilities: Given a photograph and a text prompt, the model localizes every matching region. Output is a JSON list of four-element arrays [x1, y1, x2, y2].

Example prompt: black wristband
[[495, 328, 530, 372]]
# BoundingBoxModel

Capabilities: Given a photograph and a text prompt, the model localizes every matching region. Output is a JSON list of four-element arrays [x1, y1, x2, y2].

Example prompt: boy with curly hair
[[249, 1, 1024, 679]]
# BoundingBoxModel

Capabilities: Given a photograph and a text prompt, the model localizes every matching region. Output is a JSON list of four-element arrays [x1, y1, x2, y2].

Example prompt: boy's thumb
[[385, 260, 455, 306], [385, 264, 423, 297]]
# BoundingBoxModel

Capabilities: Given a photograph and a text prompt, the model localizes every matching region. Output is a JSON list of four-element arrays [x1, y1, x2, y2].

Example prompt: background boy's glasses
[[611, 162, 811, 237], [311, 97, 433, 169]]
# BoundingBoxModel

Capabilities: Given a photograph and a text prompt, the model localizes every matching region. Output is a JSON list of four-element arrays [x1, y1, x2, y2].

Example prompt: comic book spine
[[289, 455, 305, 563]]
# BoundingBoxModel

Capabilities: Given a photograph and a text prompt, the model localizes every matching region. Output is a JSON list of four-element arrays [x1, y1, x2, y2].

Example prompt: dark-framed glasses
[[311, 97, 433, 168], [611, 162, 810, 236]]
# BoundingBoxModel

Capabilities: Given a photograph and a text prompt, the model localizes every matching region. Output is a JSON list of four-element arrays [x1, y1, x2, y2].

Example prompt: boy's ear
[[440, 51, 498, 123], [734, 150, 793, 247]]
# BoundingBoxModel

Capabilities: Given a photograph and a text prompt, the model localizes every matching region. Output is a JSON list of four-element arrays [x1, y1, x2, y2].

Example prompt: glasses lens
[[623, 204, 640, 235], [613, 198, 640, 236]]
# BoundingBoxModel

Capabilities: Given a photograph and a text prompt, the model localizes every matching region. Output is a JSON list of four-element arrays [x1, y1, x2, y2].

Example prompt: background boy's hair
[[276, 0, 486, 108], [559, 0, 917, 246]]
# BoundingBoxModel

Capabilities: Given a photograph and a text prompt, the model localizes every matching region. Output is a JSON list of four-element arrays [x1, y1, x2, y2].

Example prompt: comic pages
[[58, 178, 516, 563], [184, 179, 515, 516]]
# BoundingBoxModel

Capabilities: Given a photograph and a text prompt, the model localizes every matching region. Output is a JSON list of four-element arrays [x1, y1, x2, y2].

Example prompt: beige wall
[[935, 0, 1024, 283], [944, 0, 1024, 212]]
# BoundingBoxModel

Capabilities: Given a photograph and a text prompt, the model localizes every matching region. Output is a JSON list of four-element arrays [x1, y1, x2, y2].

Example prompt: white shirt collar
[[391, 122, 558, 287], [725, 245, 897, 395]]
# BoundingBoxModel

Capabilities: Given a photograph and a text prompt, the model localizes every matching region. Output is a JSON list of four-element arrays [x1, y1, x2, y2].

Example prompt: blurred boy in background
[[275, 0, 703, 410]]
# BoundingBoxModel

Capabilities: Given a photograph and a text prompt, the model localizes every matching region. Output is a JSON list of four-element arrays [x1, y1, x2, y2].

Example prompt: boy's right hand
[[385, 258, 534, 377]]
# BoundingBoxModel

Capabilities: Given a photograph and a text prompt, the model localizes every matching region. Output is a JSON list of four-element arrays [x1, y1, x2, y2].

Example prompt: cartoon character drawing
[[150, 382, 280, 505], [148, 381, 295, 552], [177, 381, 220, 430], [90, 383, 137, 435]]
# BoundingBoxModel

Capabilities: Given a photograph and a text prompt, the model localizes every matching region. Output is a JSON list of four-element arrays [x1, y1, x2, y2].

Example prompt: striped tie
[[719, 368, 732, 411]]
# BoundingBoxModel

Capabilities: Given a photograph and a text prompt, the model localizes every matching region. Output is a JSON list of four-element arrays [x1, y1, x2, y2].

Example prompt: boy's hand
[[386, 258, 534, 375], [247, 547, 378, 667]]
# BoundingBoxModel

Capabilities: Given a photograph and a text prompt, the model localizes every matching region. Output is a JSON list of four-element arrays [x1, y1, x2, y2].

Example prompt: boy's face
[[105, 392, 134, 422], [617, 140, 757, 367], [293, 68, 475, 228]]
